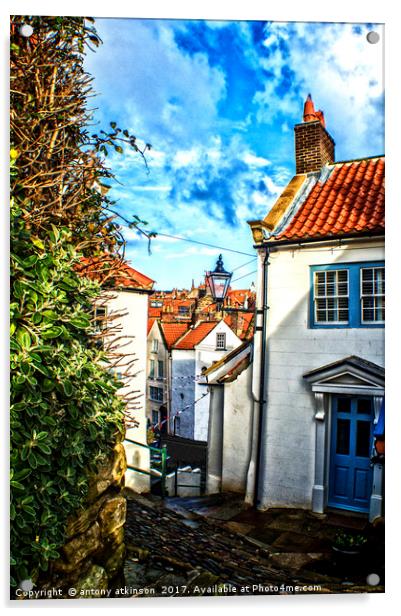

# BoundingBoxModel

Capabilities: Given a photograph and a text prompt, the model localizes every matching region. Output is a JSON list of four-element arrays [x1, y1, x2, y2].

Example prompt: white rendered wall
[[103, 289, 150, 493], [221, 364, 253, 492], [259, 241, 385, 509], [194, 321, 242, 441]]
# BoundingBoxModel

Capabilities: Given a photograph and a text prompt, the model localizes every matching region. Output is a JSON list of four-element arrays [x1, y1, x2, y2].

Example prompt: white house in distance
[[78, 256, 155, 493], [170, 320, 243, 441], [244, 94, 385, 521], [146, 320, 189, 432]]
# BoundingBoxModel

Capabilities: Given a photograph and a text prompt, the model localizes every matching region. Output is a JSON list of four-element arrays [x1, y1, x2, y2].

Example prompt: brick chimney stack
[[294, 94, 335, 174]]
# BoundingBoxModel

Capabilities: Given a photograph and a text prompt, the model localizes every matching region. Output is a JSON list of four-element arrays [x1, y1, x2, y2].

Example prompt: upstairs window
[[216, 332, 226, 350], [158, 360, 164, 379], [314, 269, 349, 324], [361, 267, 385, 323], [310, 262, 384, 328], [149, 359, 155, 379], [151, 339, 159, 353], [149, 386, 163, 402]]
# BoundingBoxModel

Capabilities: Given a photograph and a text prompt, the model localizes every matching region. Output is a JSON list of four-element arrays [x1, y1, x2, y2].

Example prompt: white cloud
[[254, 22, 384, 159], [86, 19, 227, 146], [242, 152, 271, 167]]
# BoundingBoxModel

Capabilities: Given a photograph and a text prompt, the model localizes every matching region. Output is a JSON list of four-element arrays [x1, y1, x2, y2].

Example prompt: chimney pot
[[295, 94, 335, 173]]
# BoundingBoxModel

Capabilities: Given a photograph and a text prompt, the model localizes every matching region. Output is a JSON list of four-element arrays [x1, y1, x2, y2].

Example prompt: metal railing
[[124, 437, 168, 498]]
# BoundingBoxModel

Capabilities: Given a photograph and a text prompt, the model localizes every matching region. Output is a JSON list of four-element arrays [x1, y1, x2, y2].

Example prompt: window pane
[[336, 419, 350, 455], [337, 398, 351, 413], [361, 267, 385, 322], [216, 333, 226, 349], [356, 421, 371, 457], [357, 399, 372, 414], [314, 270, 349, 324]]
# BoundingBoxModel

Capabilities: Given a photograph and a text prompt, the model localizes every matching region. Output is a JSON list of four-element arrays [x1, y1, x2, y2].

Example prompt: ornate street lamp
[[206, 254, 232, 309]]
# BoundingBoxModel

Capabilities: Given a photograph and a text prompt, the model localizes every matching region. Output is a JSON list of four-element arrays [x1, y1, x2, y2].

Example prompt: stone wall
[[40, 442, 127, 597]]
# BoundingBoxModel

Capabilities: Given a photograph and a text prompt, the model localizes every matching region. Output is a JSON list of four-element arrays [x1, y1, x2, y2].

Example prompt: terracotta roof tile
[[77, 255, 154, 290], [159, 323, 190, 350], [276, 157, 384, 241], [173, 321, 218, 350]]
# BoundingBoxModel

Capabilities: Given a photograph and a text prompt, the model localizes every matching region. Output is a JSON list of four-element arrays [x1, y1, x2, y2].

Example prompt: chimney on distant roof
[[294, 94, 335, 174]]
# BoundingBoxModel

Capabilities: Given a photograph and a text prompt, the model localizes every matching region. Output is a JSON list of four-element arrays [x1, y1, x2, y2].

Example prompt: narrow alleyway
[[122, 491, 384, 598]]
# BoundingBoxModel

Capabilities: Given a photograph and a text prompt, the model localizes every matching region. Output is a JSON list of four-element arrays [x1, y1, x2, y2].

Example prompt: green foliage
[[9, 16, 141, 588], [333, 531, 367, 550], [10, 199, 125, 585]]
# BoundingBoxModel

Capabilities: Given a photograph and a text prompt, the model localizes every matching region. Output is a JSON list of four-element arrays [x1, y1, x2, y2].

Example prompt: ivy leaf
[[16, 328, 31, 349], [37, 442, 51, 455], [41, 378, 55, 392], [70, 315, 90, 329], [41, 326, 63, 339], [62, 380, 73, 397]]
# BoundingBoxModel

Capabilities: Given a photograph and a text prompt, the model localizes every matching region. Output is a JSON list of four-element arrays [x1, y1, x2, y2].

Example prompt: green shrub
[[10, 16, 149, 588], [10, 202, 126, 585]]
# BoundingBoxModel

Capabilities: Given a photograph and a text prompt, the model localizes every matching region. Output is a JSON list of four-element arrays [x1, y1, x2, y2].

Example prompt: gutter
[[256, 231, 384, 251]]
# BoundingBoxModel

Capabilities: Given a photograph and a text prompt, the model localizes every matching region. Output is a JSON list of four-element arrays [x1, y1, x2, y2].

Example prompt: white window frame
[[216, 332, 226, 350], [314, 269, 349, 324], [360, 267, 385, 324]]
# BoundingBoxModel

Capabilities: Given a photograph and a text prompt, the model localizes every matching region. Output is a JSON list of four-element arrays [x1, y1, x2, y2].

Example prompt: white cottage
[[171, 320, 243, 440], [78, 256, 155, 493], [246, 95, 385, 521], [146, 320, 189, 431]]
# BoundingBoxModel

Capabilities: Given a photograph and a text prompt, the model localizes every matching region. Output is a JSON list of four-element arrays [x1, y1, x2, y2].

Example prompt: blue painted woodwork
[[328, 396, 374, 513], [309, 261, 385, 329]]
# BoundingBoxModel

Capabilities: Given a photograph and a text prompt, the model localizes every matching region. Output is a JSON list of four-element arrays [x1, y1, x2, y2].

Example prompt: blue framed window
[[310, 262, 384, 328]]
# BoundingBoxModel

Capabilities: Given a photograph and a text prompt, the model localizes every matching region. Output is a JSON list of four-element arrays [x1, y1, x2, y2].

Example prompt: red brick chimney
[[294, 94, 335, 174]]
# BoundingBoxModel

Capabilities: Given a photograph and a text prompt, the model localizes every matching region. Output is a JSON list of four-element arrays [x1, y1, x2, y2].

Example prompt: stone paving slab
[[122, 492, 384, 596]]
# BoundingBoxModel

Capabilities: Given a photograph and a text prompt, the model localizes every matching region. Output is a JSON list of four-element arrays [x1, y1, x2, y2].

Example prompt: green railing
[[124, 437, 167, 498]]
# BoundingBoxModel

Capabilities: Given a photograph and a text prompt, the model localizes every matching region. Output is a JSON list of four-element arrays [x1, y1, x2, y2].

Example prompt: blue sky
[[84, 19, 384, 289]]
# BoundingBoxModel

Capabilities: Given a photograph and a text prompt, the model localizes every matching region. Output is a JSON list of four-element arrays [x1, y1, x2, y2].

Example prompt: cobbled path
[[123, 495, 330, 596]]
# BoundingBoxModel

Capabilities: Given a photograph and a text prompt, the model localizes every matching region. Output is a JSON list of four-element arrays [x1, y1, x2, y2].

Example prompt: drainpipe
[[245, 247, 269, 507], [168, 350, 173, 434]]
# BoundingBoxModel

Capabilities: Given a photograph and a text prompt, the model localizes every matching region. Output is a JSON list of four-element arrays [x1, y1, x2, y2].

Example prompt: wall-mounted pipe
[[245, 248, 269, 506]]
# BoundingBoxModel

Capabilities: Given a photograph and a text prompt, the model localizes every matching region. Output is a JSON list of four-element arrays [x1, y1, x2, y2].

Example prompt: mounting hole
[[20, 579, 34, 591], [366, 31, 380, 44], [19, 24, 34, 38], [366, 573, 380, 586]]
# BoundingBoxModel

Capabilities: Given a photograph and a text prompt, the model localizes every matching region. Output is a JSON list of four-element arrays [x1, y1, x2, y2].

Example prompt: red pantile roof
[[149, 306, 162, 318], [276, 157, 384, 241], [173, 321, 218, 350], [224, 312, 254, 340], [159, 323, 190, 350], [147, 318, 156, 335], [77, 255, 154, 290]]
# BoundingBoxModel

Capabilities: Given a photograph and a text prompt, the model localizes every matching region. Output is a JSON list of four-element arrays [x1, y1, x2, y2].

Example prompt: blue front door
[[328, 396, 374, 513]]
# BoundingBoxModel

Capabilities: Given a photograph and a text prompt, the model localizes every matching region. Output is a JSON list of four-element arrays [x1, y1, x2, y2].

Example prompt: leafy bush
[[10, 16, 149, 587], [10, 206, 126, 584]]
